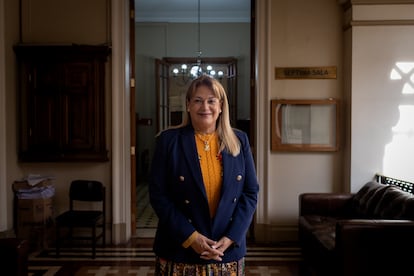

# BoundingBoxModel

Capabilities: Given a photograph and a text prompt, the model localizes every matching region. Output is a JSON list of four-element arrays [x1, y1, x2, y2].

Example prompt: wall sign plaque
[[275, 66, 337, 79]]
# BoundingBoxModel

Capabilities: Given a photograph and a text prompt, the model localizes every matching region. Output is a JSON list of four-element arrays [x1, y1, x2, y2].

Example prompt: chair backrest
[[69, 180, 105, 202]]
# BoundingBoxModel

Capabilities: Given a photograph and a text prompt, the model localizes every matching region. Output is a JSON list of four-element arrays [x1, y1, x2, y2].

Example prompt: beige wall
[[1, 0, 20, 233], [255, 0, 414, 242], [20, 0, 109, 44], [3, 0, 413, 244], [18, 0, 112, 218], [349, 3, 414, 189], [254, 0, 344, 242], [0, 0, 114, 237], [135, 22, 250, 173]]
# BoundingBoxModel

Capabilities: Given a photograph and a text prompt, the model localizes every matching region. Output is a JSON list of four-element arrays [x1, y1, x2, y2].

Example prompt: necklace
[[195, 132, 215, 151]]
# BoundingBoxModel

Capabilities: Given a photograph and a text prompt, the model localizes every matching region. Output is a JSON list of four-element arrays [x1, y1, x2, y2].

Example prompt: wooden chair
[[55, 180, 105, 259]]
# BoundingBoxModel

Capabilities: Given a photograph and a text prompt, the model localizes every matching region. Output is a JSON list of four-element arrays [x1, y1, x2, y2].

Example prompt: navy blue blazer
[[149, 125, 259, 264]]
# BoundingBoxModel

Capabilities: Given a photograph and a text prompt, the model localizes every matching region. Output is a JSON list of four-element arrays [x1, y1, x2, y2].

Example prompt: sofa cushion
[[351, 181, 389, 217], [299, 215, 337, 251], [352, 181, 414, 219], [375, 185, 413, 218]]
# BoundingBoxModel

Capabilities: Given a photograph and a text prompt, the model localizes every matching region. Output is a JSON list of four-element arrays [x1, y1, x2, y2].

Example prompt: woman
[[149, 75, 259, 275]]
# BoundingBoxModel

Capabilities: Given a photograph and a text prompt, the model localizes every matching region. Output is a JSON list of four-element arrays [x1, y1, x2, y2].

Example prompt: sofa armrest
[[299, 193, 354, 217], [335, 219, 414, 276]]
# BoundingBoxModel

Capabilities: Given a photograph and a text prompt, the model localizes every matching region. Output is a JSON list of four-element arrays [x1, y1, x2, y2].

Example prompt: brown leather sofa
[[0, 238, 29, 276], [299, 181, 414, 276]]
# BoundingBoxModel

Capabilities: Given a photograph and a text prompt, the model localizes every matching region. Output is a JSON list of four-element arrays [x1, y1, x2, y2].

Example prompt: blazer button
[[179, 176, 185, 181], [188, 219, 192, 223], [233, 198, 237, 203], [184, 200, 190, 204], [236, 175, 242, 181]]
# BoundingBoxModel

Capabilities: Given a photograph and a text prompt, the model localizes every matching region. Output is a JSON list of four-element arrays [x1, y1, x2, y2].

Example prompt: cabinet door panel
[[63, 62, 94, 150], [31, 94, 60, 149], [29, 63, 60, 151]]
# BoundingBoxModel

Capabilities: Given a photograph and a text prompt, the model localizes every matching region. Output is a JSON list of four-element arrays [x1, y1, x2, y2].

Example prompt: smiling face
[[187, 85, 222, 134]]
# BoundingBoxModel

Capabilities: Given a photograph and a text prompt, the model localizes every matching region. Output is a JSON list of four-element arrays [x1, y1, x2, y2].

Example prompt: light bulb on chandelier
[[172, 64, 224, 80]]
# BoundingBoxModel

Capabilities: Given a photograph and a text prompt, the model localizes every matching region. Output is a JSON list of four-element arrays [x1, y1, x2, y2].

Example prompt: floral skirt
[[154, 256, 245, 276]]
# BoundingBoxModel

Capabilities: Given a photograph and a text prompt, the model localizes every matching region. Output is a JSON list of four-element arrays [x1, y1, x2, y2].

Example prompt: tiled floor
[[27, 183, 304, 275], [28, 238, 303, 275], [136, 183, 158, 229], [136, 183, 158, 238]]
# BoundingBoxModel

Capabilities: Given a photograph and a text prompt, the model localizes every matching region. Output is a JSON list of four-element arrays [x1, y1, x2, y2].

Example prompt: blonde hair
[[178, 75, 240, 156]]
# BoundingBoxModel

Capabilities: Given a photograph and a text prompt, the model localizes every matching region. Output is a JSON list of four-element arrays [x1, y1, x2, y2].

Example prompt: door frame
[[131, 0, 257, 239], [129, 0, 137, 233], [156, 57, 238, 131]]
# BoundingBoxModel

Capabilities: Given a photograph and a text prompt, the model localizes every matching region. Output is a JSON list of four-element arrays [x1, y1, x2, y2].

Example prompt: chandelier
[[171, 0, 225, 81], [172, 64, 225, 79]]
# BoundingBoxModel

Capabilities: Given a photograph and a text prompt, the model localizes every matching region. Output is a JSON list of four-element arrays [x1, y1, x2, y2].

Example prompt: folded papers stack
[[13, 174, 55, 199]]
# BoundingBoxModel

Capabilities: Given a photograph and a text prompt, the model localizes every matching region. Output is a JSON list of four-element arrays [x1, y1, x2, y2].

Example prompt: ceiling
[[135, 0, 250, 23]]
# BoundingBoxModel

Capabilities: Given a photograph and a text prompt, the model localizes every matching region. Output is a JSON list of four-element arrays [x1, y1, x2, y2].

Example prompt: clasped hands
[[190, 233, 233, 261]]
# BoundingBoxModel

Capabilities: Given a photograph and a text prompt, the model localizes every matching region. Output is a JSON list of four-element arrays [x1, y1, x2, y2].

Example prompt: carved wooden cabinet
[[14, 45, 110, 162]]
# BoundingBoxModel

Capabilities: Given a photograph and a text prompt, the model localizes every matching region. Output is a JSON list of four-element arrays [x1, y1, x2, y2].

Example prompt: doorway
[[133, 0, 254, 238], [156, 57, 238, 130]]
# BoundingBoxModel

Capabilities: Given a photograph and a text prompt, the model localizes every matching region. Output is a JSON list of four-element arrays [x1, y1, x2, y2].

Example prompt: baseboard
[[254, 224, 299, 244], [0, 229, 16, 238]]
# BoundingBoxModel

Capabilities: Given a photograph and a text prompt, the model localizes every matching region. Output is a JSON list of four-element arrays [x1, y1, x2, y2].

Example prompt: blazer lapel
[[180, 127, 207, 196], [220, 151, 234, 195]]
